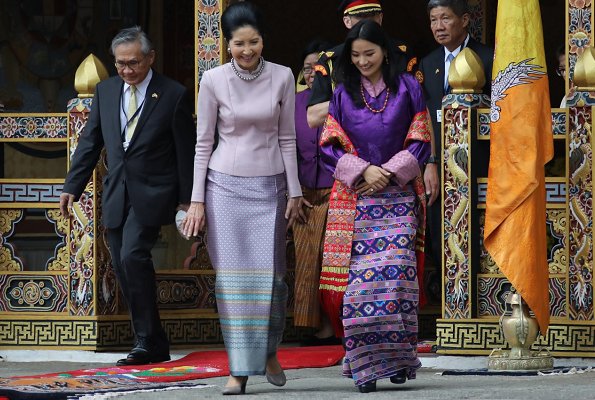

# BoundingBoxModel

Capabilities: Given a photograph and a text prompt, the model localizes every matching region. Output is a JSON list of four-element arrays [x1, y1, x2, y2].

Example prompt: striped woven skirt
[[342, 184, 421, 385], [292, 186, 331, 328], [205, 170, 288, 376]]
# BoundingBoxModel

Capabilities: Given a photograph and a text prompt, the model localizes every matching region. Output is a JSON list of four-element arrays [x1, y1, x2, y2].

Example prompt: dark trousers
[[106, 203, 168, 351]]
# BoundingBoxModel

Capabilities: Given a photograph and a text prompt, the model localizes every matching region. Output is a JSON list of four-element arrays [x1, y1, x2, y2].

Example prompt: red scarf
[[319, 112, 429, 337]]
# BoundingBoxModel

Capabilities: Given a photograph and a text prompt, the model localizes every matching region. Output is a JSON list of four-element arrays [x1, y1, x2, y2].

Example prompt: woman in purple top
[[319, 20, 431, 393], [292, 39, 340, 346]]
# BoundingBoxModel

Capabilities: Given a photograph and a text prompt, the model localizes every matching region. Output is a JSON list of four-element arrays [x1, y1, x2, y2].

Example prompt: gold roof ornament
[[573, 46, 595, 91], [74, 54, 109, 98], [448, 47, 486, 94]]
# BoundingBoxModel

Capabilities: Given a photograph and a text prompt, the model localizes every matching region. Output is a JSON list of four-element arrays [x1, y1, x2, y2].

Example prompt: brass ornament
[[74, 54, 109, 98], [573, 46, 595, 91], [488, 293, 553, 371], [448, 48, 487, 94]]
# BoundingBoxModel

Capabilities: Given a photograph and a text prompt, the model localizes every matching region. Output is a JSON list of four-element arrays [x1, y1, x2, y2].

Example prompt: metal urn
[[488, 293, 553, 371]]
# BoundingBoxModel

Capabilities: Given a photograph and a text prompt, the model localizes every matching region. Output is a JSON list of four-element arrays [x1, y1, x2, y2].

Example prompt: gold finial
[[573, 47, 595, 91], [448, 47, 486, 94], [74, 54, 109, 98]]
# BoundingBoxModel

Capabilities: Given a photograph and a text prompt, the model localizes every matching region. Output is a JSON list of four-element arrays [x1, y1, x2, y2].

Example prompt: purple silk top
[[295, 89, 335, 189], [321, 73, 430, 174]]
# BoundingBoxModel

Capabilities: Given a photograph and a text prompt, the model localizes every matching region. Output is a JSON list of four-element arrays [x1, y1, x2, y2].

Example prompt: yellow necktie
[[126, 85, 138, 142]]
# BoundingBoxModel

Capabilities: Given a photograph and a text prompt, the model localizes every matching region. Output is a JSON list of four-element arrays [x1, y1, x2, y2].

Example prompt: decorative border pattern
[[45, 209, 69, 271], [0, 115, 68, 140], [0, 183, 63, 204], [0, 320, 98, 347], [477, 277, 567, 318], [0, 209, 24, 271], [568, 106, 593, 320], [468, 0, 485, 43], [195, 0, 223, 104], [546, 209, 567, 274], [437, 320, 595, 355], [67, 98, 97, 317], [0, 275, 68, 312], [442, 105, 472, 319], [156, 274, 216, 310]]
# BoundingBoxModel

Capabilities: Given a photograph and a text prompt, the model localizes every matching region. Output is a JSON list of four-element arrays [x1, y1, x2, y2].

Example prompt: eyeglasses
[[556, 66, 566, 77], [114, 58, 145, 71], [302, 65, 314, 75]]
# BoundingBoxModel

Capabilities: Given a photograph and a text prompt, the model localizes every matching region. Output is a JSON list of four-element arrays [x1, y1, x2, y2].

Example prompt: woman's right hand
[[182, 201, 206, 237], [357, 165, 391, 194]]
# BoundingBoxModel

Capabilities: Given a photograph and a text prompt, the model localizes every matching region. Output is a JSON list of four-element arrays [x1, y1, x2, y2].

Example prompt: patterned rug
[[0, 345, 345, 400]]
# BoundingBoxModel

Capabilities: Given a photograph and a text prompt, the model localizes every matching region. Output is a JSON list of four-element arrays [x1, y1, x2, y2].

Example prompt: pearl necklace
[[360, 83, 390, 113], [230, 57, 265, 81]]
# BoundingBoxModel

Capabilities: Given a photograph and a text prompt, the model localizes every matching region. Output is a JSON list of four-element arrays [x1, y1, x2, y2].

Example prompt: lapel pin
[[152, 93, 158, 99], [435, 69, 440, 74]]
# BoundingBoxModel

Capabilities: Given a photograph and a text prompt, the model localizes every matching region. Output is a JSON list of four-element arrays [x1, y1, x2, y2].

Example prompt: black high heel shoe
[[222, 376, 248, 395], [390, 369, 407, 384], [357, 380, 377, 393]]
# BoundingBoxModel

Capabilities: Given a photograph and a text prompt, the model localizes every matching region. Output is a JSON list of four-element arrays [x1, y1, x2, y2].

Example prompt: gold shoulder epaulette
[[314, 64, 328, 76]]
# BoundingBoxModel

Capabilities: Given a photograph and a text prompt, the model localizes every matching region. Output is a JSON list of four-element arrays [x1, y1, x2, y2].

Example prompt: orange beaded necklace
[[360, 83, 390, 113]]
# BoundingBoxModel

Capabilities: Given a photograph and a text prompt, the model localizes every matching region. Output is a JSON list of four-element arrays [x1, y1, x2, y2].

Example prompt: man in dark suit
[[59, 26, 196, 366], [418, 0, 493, 266]]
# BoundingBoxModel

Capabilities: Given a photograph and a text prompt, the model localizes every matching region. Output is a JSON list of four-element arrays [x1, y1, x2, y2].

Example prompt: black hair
[[301, 38, 332, 63], [333, 20, 405, 107], [221, 1, 266, 43], [427, 0, 470, 17]]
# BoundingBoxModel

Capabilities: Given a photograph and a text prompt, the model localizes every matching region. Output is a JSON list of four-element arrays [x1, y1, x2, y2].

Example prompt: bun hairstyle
[[221, 1, 267, 43]]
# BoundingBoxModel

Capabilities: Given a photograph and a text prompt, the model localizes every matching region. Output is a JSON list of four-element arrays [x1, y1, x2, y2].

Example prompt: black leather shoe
[[357, 381, 377, 393], [390, 370, 407, 384], [116, 348, 170, 366]]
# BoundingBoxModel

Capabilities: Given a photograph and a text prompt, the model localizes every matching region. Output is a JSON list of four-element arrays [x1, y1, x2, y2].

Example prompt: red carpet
[[0, 345, 345, 399]]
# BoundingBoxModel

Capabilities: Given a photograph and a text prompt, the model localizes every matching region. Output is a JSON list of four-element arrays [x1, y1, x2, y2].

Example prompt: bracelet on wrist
[[425, 155, 437, 165]]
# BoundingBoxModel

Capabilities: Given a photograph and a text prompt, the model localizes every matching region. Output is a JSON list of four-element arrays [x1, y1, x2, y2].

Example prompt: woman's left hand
[[285, 196, 302, 230]]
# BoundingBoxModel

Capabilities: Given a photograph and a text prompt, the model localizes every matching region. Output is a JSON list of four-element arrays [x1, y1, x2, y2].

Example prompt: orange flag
[[484, 0, 553, 334]]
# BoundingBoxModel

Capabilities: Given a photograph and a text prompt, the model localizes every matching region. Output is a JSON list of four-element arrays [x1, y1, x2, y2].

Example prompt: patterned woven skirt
[[342, 184, 421, 385], [292, 186, 331, 328], [205, 170, 288, 376]]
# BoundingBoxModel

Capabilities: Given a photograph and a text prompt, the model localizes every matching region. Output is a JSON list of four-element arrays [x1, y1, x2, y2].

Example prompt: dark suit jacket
[[63, 72, 196, 228], [419, 36, 494, 146]]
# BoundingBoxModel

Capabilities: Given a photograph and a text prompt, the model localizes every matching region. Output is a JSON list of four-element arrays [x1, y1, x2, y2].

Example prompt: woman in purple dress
[[318, 20, 431, 393]]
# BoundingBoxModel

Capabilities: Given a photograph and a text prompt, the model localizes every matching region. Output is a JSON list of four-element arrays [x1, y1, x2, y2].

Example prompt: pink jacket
[[191, 61, 302, 202]]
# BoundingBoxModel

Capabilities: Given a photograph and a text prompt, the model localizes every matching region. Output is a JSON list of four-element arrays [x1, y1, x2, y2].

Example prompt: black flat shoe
[[390, 370, 407, 384], [357, 381, 377, 393], [300, 335, 342, 347]]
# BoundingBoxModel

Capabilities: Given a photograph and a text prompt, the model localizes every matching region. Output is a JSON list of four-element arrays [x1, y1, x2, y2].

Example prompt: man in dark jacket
[[418, 0, 494, 267], [60, 26, 196, 366]]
